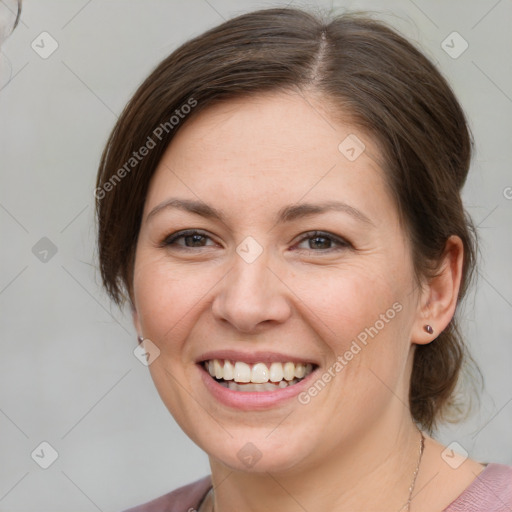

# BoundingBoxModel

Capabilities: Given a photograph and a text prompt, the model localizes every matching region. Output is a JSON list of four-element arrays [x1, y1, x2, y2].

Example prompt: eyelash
[[160, 229, 351, 253]]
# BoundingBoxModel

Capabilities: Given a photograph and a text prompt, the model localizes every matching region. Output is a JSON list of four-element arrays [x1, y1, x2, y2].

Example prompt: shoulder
[[122, 475, 212, 512], [444, 463, 512, 512]]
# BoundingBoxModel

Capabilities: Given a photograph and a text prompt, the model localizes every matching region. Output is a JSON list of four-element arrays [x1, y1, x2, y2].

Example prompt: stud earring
[[137, 335, 144, 343], [423, 325, 434, 335]]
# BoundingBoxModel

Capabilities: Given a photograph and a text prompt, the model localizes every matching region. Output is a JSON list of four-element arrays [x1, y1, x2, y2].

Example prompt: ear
[[411, 235, 464, 345], [131, 302, 143, 340]]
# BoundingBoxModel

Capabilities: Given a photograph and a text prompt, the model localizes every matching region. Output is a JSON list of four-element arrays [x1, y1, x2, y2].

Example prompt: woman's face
[[132, 91, 424, 473]]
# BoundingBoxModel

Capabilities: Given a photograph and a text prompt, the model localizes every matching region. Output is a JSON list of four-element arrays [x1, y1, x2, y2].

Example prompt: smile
[[203, 359, 315, 392]]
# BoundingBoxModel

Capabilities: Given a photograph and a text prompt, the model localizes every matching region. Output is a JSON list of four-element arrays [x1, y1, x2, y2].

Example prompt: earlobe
[[412, 235, 464, 345], [132, 304, 143, 341]]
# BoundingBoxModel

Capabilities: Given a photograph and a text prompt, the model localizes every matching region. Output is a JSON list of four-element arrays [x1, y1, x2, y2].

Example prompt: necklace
[[199, 429, 425, 512], [405, 429, 425, 511]]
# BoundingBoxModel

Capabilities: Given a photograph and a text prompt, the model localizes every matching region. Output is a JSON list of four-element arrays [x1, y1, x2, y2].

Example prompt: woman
[[95, 7, 512, 512]]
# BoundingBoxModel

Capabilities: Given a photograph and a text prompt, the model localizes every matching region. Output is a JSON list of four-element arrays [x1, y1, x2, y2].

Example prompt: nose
[[211, 248, 292, 333]]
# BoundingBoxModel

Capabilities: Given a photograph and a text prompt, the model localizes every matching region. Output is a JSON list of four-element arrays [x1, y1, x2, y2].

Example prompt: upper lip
[[196, 349, 319, 366]]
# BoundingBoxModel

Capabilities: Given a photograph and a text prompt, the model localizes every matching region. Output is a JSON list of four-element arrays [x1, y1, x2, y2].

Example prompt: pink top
[[124, 463, 512, 512]]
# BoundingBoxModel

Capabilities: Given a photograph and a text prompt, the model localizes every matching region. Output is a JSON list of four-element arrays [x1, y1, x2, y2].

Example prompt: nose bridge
[[211, 239, 291, 331]]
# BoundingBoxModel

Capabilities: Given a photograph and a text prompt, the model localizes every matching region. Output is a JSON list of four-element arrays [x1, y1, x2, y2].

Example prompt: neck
[[209, 413, 423, 512]]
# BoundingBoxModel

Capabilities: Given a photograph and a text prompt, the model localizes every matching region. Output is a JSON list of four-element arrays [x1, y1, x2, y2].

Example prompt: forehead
[[168, 91, 376, 166], [144, 91, 395, 226]]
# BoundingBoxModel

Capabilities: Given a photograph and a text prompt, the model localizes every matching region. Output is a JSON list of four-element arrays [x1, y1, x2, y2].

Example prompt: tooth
[[269, 362, 284, 382], [251, 362, 269, 383], [224, 379, 303, 392], [223, 360, 234, 380], [234, 362, 251, 382], [214, 359, 223, 379], [283, 362, 295, 381], [294, 363, 306, 379], [240, 383, 258, 392], [208, 359, 314, 385]]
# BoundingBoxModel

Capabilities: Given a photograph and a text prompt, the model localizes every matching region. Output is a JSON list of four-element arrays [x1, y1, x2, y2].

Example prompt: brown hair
[[96, 7, 480, 432]]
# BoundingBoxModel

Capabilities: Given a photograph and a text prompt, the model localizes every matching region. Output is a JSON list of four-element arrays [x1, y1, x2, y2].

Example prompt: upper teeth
[[205, 359, 314, 384]]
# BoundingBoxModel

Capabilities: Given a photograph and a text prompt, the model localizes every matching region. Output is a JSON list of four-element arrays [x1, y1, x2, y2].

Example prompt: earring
[[423, 325, 434, 335], [137, 336, 144, 343]]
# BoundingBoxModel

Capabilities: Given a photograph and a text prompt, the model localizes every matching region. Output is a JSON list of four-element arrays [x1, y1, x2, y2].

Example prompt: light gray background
[[0, 0, 511, 511]]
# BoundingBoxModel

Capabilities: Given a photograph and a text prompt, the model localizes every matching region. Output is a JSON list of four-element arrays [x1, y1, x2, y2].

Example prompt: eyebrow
[[146, 198, 375, 227]]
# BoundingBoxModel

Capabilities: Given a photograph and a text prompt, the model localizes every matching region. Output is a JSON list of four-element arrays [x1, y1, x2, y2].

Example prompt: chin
[[193, 427, 316, 474]]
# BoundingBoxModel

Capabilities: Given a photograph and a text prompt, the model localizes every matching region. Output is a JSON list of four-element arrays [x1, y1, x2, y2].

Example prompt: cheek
[[291, 261, 404, 345], [132, 252, 220, 439], [132, 252, 220, 354], [292, 263, 411, 401]]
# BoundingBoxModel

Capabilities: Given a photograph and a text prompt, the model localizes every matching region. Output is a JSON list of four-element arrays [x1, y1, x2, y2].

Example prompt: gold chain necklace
[[200, 430, 425, 512]]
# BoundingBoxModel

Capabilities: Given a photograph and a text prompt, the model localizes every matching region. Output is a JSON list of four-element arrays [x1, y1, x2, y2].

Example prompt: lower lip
[[198, 364, 318, 411]]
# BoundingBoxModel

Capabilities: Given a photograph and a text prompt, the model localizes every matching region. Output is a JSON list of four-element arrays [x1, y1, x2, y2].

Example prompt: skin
[[132, 90, 484, 511]]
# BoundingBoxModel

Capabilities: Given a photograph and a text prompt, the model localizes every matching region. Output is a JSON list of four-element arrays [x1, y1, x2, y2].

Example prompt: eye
[[161, 229, 217, 249], [159, 229, 351, 253], [293, 231, 351, 252]]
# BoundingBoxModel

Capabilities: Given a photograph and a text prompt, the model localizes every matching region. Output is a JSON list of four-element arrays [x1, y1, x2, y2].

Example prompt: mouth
[[201, 359, 317, 392]]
